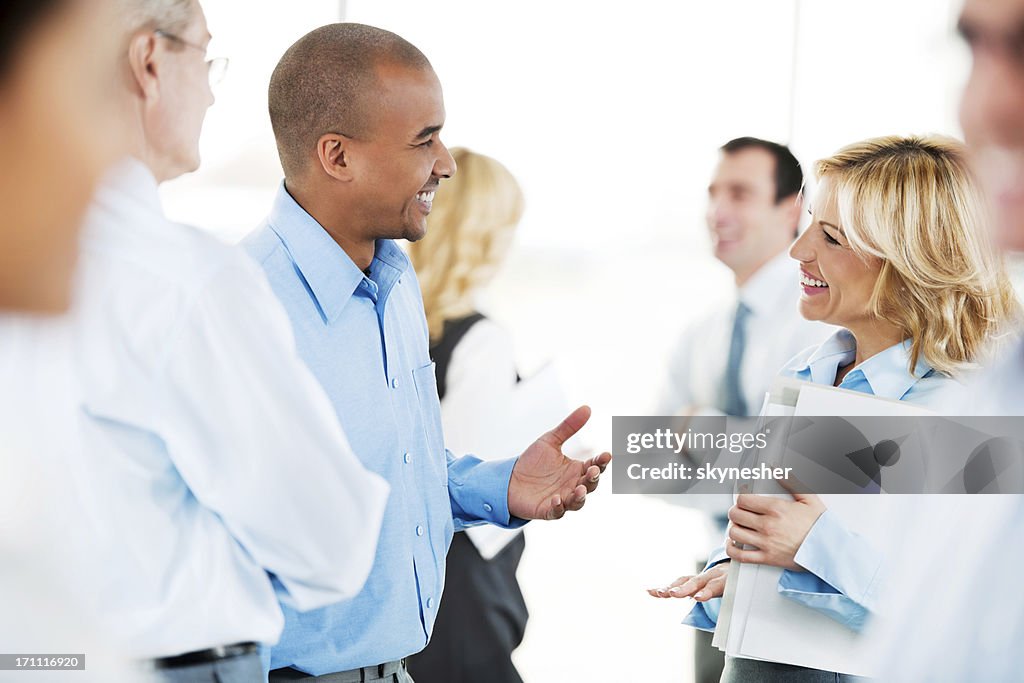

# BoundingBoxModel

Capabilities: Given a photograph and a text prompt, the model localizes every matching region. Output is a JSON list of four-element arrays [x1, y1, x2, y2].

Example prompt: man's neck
[[285, 180, 375, 270], [732, 250, 784, 288], [123, 107, 172, 184]]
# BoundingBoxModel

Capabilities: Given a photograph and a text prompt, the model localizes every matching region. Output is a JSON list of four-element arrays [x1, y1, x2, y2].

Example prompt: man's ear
[[126, 32, 160, 100], [316, 133, 356, 182], [780, 192, 802, 235]]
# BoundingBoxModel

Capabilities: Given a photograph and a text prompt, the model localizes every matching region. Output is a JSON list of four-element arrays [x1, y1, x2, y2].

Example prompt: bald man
[[244, 24, 611, 682]]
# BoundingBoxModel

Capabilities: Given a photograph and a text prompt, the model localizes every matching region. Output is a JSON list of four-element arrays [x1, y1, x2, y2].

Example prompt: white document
[[733, 499, 891, 676], [715, 380, 933, 676]]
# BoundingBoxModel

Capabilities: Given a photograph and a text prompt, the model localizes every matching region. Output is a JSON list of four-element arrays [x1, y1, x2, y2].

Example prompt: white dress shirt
[[870, 340, 1024, 681], [653, 251, 835, 520], [439, 317, 568, 558], [0, 315, 140, 680], [65, 159, 389, 658], [656, 250, 836, 417]]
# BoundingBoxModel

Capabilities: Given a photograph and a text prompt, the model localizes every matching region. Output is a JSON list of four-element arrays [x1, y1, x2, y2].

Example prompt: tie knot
[[735, 300, 751, 322]]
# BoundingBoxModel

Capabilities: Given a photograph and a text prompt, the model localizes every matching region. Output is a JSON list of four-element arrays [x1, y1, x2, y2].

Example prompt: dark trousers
[[152, 651, 263, 682], [269, 660, 412, 682], [694, 559, 726, 683], [721, 656, 870, 683], [407, 531, 528, 683]]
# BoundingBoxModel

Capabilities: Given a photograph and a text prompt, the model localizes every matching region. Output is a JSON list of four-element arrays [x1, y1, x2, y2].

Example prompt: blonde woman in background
[[652, 135, 1019, 682], [406, 148, 532, 683]]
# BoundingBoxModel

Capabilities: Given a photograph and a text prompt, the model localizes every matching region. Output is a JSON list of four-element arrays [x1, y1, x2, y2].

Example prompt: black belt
[[269, 658, 407, 682], [152, 641, 258, 669]]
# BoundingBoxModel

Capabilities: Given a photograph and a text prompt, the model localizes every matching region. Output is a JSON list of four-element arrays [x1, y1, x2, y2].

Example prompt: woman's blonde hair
[[408, 148, 525, 341], [815, 134, 1019, 376]]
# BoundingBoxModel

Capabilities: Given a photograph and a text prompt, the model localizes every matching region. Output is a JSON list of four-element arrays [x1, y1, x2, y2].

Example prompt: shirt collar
[[739, 250, 797, 317], [791, 328, 935, 400], [95, 156, 163, 214], [266, 181, 410, 323]]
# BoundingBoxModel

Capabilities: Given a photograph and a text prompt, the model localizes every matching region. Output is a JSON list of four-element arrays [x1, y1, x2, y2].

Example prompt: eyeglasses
[[154, 29, 229, 86]]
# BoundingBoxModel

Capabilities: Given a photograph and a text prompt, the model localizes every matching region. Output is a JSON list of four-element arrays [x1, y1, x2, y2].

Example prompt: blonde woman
[[406, 148, 530, 683], [651, 135, 1019, 682]]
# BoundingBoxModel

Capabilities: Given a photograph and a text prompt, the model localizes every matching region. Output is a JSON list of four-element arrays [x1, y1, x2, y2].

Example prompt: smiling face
[[706, 147, 800, 283], [958, 0, 1024, 250], [347, 62, 456, 243], [789, 176, 883, 330]]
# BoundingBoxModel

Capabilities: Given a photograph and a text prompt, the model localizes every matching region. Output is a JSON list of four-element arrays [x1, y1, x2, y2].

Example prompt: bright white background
[[163, 2, 966, 680]]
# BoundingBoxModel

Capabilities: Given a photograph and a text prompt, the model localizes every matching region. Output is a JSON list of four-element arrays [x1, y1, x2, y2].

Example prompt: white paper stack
[[712, 377, 932, 677]]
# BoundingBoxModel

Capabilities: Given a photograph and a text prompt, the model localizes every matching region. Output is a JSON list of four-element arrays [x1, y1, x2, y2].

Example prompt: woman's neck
[[834, 320, 905, 386]]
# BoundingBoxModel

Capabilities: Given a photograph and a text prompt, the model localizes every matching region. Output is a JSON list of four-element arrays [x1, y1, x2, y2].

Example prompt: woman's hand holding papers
[[724, 489, 826, 571], [647, 562, 729, 601]]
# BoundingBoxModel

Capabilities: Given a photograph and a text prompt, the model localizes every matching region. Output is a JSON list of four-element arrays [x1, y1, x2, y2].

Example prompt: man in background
[[654, 137, 833, 683]]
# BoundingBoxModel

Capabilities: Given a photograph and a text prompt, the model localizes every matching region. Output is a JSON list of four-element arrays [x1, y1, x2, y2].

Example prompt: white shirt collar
[[97, 157, 162, 212]]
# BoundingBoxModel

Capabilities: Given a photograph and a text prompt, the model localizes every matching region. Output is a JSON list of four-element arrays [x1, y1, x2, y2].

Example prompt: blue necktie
[[720, 301, 751, 416]]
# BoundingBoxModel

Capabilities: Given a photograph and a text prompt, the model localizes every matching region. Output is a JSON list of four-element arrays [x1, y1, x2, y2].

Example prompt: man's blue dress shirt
[[244, 184, 524, 676]]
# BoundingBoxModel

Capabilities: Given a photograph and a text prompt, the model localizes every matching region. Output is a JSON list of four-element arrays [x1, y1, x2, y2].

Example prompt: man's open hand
[[507, 405, 611, 520]]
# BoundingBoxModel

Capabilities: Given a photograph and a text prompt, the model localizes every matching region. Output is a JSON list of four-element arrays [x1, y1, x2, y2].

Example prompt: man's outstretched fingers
[[546, 494, 566, 520], [546, 405, 592, 447], [566, 485, 587, 511]]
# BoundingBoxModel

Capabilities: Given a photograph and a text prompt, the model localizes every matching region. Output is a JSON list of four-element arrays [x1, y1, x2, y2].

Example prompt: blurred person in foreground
[[405, 148, 546, 683], [0, 0, 128, 679], [246, 23, 610, 682], [0, 0, 121, 311], [650, 135, 1018, 682], [63, 1, 390, 680], [873, 1, 1024, 679], [654, 137, 834, 683]]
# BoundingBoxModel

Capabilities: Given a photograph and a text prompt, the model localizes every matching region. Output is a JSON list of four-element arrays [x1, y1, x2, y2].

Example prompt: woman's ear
[[316, 133, 355, 182]]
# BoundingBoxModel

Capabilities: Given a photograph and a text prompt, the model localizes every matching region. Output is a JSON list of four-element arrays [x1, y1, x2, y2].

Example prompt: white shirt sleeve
[[440, 319, 521, 457], [440, 318, 554, 558], [153, 262, 389, 611]]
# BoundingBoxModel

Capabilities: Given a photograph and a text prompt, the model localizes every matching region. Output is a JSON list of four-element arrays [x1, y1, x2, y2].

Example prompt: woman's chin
[[798, 301, 825, 323]]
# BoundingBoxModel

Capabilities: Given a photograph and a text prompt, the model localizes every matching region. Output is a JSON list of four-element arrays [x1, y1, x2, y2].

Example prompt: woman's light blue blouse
[[683, 329, 960, 633]]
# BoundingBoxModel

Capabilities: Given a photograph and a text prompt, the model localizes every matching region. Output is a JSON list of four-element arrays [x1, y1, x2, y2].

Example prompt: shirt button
[[403, 452, 411, 464], [426, 597, 433, 609], [391, 377, 400, 389], [416, 525, 424, 537], [483, 503, 493, 513]]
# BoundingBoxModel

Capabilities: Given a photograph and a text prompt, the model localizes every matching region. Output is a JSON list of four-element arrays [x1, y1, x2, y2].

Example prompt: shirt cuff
[[777, 570, 868, 632], [704, 545, 729, 571], [447, 455, 526, 530], [682, 597, 721, 632], [777, 509, 883, 632]]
